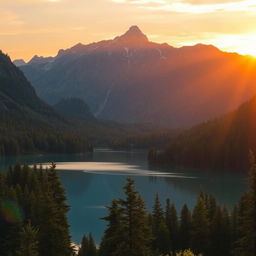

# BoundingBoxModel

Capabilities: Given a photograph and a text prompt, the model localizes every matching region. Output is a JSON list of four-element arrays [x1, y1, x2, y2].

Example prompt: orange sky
[[1, 0, 256, 61]]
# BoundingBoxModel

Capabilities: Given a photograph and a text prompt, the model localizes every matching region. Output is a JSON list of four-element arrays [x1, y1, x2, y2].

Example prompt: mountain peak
[[13, 59, 26, 67], [114, 25, 149, 46], [126, 25, 143, 35]]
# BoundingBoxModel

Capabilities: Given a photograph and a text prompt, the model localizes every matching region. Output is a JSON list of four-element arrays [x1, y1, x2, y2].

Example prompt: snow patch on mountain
[[95, 84, 114, 117], [156, 48, 167, 60]]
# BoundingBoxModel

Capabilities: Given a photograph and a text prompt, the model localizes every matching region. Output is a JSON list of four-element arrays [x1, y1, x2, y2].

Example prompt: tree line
[[92, 153, 256, 256], [2, 155, 256, 256], [0, 112, 93, 157], [148, 97, 256, 171], [0, 164, 73, 256]]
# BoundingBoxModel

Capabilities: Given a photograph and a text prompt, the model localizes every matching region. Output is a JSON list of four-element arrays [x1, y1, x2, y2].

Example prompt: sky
[[1, 0, 256, 61]]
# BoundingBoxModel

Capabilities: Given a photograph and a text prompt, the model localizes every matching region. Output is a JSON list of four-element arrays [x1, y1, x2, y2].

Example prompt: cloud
[[112, 0, 256, 13], [0, 0, 61, 2], [0, 10, 25, 26], [185, 0, 243, 3], [2, 0, 256, 60], [112, 0, 165, 3]]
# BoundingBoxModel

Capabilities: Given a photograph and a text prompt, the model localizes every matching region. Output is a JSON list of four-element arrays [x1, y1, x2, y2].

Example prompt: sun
[[215, 34, 256, 57], [234, 44, 256, 57]]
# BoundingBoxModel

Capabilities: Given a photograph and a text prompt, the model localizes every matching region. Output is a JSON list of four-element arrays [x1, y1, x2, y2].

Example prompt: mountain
[[0, 51, 90, 155], [29, 55, 54, 64], [13, 59, 26, 66], [149, 96, 256, 171], [20, 26, 256, 127], [0, 51, 58, 118], [1, 51, 170, 155], [53, 98, 95, 121]]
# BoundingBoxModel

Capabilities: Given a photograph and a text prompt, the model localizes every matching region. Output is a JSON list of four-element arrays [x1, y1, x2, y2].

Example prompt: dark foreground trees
[[78, 234, 97, 256], [232, 152, 256, 256], [0, 164, 72, 256], [99, 178, 152, 256], [100, 154, 256, 256]]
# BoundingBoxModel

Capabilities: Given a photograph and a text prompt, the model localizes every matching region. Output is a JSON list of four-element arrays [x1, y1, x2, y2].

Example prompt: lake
[[0, 149, 247, 244]]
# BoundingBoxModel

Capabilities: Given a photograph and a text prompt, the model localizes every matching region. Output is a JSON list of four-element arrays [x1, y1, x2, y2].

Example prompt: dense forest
[[0, 164, 73, 256], [1, 155, 256, 255], [0, 51, 92, 156], [0, 114, 92, 156], [149, 97, 256, 171]]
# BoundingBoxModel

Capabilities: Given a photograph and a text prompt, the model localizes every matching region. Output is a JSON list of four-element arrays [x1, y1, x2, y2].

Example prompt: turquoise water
[[0, 149, 247, 244]]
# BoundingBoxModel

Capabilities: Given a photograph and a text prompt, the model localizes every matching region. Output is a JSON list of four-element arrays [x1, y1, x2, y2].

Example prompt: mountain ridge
[[19, 26, 256, 127]]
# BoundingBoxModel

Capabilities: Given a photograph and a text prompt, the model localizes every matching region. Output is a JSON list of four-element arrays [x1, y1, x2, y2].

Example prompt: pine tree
[[191, 197, 209, 255], [232, 193, 253, 256], [99, 200, 122, 256], [231, 206, 239, 251], [78, 233, 96, 256], [221, 206, 232, 256], [248, 151, 256, 254], [0, 164, 73, 256], [179, 204, 192, 250], [47, 163, 70, 214], [152, 194, 164, 224], [165, 198, 179, 252], [110, 178, 151, 256], [78, 235, 89, 256], [16, 222, 39, 256], [151, 194, 170, 254], [87, 234, 97, 256], [37, 192, 61, 256], [203, 193, 217, 221], [45, 163, 72, 256], [209, 206, 231, 256], [0, 173, 5, 197], [2, 222, 23, 256], [232, 152, 256, 256]]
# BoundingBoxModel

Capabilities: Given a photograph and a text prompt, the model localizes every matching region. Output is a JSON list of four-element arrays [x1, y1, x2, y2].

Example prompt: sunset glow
[[1, 0, 256, 61]]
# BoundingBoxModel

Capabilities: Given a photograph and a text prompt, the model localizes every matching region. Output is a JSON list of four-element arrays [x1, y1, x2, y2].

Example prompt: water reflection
[[41, 162, 196, 179], [59, 170, 92, 197], [0, 149, 247, 244], [164, 171, 246, 207]]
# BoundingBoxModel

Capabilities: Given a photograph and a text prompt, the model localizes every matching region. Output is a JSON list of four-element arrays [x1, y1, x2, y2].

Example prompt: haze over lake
[[0, 149, 247, 244]]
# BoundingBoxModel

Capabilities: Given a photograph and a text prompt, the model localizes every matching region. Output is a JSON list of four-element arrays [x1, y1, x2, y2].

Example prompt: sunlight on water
[[41, 162, 196, 179], [3, 150, 247, 244]]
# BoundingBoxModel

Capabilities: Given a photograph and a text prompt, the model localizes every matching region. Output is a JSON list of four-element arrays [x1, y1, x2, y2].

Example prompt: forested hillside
[[0, 50, 173, 155], [53, 98, 95, 121], [52, 97, 178, 149], [149, 97, 256, 171], [0, 51, 57, 118], [0, 51, 91, 156]]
